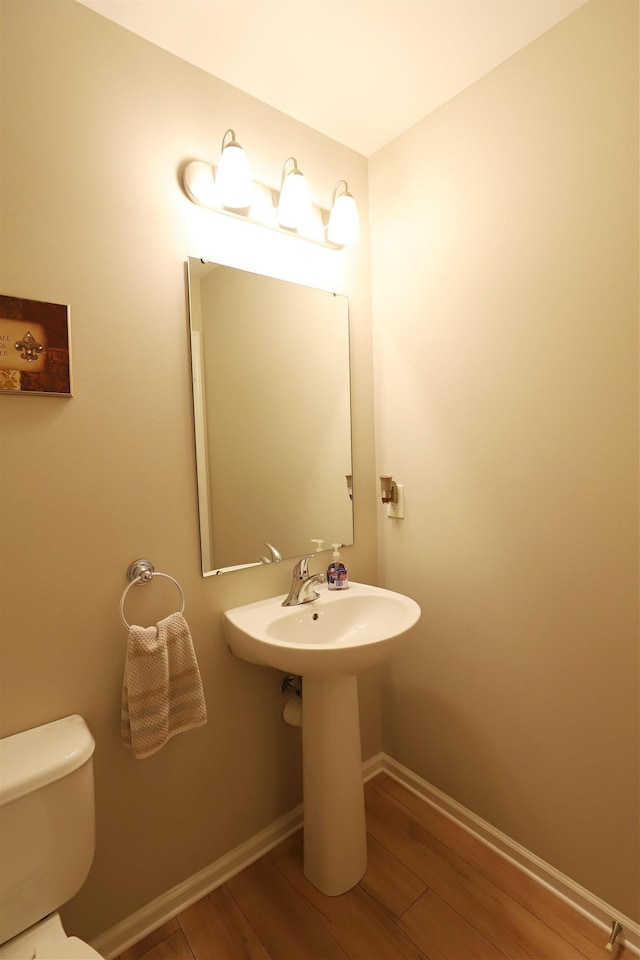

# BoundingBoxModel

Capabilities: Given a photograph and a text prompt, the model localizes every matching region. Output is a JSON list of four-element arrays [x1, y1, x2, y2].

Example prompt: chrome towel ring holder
[[119, 559, 185, 630]]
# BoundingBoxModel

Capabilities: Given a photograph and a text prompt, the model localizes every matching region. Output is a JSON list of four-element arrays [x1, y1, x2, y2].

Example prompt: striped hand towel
[[121, 611, 207, 759]]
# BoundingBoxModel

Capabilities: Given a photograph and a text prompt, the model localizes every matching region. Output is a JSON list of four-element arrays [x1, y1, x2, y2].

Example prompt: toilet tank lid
[[0, 715, 95, 807]]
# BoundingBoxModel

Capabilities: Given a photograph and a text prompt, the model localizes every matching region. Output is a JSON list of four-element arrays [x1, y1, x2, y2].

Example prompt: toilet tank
[[0, 715, 96, 945]]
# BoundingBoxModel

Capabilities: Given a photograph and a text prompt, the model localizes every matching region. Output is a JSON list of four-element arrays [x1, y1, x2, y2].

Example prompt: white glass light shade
[[216, 136, 253, 208], [328, 190, 360, 246], [278, 167, 313, 229]]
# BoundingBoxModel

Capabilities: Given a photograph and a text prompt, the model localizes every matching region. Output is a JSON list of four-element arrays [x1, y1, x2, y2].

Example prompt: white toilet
[[0, 715, 103, 959]]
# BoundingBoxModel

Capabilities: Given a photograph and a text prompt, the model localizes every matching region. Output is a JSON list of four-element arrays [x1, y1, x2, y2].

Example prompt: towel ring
[[119, 559, 185, 630]]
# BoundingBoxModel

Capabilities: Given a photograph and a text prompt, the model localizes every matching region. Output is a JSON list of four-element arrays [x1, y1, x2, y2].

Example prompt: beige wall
[[0, 0, 379, 940], [1, 0, 637, 941], [370, 0, 639, 921]]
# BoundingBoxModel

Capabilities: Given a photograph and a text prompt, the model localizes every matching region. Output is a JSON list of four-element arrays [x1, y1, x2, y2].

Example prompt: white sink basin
[[223, 579, 421, 897], [223, 581, 420, 676]]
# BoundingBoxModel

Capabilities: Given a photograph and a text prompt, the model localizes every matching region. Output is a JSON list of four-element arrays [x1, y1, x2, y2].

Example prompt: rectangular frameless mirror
[[187, 259, 354, 575]]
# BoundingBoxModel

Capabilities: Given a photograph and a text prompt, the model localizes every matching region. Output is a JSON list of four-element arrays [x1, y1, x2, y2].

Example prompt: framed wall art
[[0, 294, 72, 397]]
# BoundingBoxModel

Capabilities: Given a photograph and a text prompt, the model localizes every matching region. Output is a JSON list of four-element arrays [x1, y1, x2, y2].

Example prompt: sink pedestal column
[[301, 673, 367, 896]]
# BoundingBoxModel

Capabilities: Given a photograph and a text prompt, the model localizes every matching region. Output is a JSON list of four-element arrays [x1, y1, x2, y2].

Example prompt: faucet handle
[[292, 556, 310, 579]]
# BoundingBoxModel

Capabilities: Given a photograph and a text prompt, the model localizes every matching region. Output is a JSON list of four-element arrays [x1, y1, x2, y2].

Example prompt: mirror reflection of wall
[[188, 259, 354, 575]]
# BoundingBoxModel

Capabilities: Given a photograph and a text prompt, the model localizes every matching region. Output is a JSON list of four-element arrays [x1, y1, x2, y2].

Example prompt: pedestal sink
[[223, 581, 421, 896]]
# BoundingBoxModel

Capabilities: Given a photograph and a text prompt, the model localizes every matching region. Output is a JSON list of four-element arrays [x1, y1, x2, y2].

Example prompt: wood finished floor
[[118, 775, 630, 960]]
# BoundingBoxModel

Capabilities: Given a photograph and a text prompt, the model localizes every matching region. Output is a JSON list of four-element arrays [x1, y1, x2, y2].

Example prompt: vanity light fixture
[[181, 129, 359, 248], [327, 181, 360, 246], [215, 129, 254, 208], [277, 157, 313, 230]]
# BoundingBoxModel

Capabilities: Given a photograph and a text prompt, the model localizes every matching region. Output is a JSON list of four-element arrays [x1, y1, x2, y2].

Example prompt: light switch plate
[[386, 483, 405, 519]]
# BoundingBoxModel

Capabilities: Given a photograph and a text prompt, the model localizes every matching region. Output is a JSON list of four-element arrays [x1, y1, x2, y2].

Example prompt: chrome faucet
[[282, 556, 326, 606]]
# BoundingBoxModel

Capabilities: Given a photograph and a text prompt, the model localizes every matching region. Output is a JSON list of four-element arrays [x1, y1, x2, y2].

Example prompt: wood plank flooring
[[117, 775, 631, 960]]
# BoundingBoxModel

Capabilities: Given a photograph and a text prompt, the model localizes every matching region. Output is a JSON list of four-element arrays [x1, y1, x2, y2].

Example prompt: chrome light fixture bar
[[182, 129, 360, 248]]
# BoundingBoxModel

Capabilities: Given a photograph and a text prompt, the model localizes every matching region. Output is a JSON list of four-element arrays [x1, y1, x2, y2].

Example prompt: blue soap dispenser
[[327, 543, 348, 591]]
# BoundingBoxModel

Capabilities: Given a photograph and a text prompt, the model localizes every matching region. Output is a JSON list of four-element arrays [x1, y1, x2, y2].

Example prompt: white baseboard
[[92, 752, 639, 958], [92, 803, 304, 959], [379, 754, 640, 956]]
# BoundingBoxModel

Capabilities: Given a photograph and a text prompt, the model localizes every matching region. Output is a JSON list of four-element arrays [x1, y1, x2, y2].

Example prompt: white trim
[[362, 750, 386, 782], [91, 804, 303, 960], [379, 755, 640, 956], [91, 752, 639, 958]]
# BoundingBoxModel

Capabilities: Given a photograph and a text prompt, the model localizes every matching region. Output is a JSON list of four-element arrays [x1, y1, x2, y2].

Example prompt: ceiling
[[78, 0, 586, 157]]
